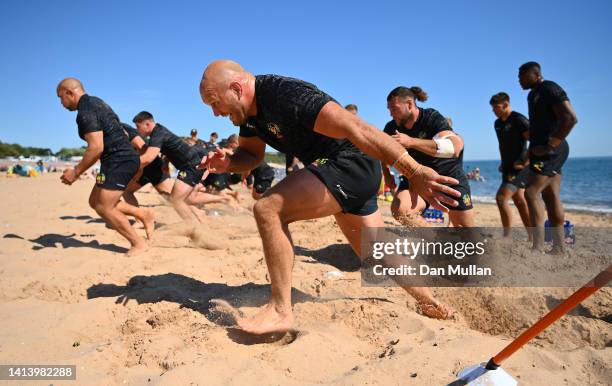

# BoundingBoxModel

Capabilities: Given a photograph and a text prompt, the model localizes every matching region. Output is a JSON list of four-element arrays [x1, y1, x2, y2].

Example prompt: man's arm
[[397, 130, 463, 158], [140, 147, 161, 167], [227, 136, 266, 172], [131, 137, 147, 153], [550, 100, 577, 146], [201, 136, 266, 174], [313, 102, 460, 210], [74, 131, 104, 176]]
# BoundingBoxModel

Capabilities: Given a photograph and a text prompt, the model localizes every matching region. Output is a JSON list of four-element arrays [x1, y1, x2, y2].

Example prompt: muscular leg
[[449, 208, 475, 227], [512, 188, 531, 239], [334, 210, 453, 319], [525, 173, 552, 251], [154, 178, 174, 200], [89, 186, 148, 256], [122, 180, 143, 207], [236, 169, 343, 334], [116, 201, 155, 241], [541, 174, 564, 253], [496, 185, 515, 236], [169, 179, 198, 221], [391, 189, 427, 227]]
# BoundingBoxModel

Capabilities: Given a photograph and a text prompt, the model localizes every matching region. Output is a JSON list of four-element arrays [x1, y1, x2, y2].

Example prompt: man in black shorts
[[519, 62, 577, 252], [56, 78, 152, 255], [245, 162, 276, 200], [383, 86, 475, 227], [490, 92, 531, 236], [199, 60, 461, 334], [132, 111, 205, 222], [121, 123, 174, 207]]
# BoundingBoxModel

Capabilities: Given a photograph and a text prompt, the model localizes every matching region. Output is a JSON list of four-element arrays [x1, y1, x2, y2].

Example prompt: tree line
[[0, 140, 86, 158]]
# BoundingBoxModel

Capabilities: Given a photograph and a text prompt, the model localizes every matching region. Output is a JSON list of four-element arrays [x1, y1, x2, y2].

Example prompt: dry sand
[[0, 173, 610, 385]]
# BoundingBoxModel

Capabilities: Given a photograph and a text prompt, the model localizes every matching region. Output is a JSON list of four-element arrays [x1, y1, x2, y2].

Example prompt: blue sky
[[1, 0, 610, 160]]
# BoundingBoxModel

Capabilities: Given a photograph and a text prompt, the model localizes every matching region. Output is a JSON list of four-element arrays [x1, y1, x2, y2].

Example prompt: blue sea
[[272, 156, 612, 214], [463, 157, 612, 214]]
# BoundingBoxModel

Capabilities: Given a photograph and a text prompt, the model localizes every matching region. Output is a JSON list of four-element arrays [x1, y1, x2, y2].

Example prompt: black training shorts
[[96, 156, 140, 191], [500, 167, 529, 192], [398, 172, 473, 211], [529, 140, 569, 177], [306, 150, 381, 216], [137, 156, 169, 186], [176, 165, 205, 187]]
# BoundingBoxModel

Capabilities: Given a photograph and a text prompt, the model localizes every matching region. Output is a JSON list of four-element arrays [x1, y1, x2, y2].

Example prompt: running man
[[199, 60, 461, 334], [245, 162, 276, 200], [490, 92, 531, 236], [56, 78, 152, 255], [121, 123, 174, 207], [345, 104, 358, 115], [519, 62, 577, 252], [383, 86, 475, 227], [132, 111, 205, 222]]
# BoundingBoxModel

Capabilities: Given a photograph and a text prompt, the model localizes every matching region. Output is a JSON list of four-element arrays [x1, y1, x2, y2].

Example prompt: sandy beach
[[0, 173, 609, 385]]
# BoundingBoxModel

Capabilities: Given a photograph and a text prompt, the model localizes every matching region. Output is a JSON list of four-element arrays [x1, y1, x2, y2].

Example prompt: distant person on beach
[[121, 123, 174, 207], [132, 111, 206, 222], [198, 60, 461, 334], [490, 92, 531, 237], [519, 62, 577, 253], [56, 78, 152, 255], [345, 104, 358, 115], [383, 86, 474, 227], [245, 162, 276, 200], [207, 132, 219, 149], [185, 128, 204, 147]]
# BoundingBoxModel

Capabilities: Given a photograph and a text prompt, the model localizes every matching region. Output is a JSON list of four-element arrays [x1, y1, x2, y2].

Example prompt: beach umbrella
[[454, 264, 611, 385]]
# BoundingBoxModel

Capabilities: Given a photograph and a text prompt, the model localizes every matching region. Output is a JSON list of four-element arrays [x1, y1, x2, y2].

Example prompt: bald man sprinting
[[57, 78, 153, 256], [199, 61, 461, 334]]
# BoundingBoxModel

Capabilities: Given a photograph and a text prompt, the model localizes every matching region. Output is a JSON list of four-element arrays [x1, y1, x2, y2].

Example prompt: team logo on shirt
[[266, 123, 283, 139], [96, 173, 106, 185], [463, 193, 472, 207], [178, 170, 187, 180], [315, 158, 328, 166], [532, 162, 544, 172], [418, 131, 426, 139]]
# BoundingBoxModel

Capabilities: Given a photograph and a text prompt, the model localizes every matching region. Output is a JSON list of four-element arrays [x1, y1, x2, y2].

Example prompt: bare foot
[[126, 242, 148, 257], [236, 303, 295, 334], [415, 300, 454, 320], [142, 209, 155, 241]]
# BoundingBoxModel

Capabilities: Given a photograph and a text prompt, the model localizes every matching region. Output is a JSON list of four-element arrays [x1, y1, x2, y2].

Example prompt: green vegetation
[[0, 140, 86, 158], [0, 141, 54, 158], [263, 152, 286, 165]]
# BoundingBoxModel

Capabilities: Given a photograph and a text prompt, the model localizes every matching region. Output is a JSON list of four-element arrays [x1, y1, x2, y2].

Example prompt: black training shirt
[[148, 124, 200, 170], [249, 162, 275, 182], [76, 95, 136, 161], [383, 107, 464, 177], [239, 75, 354, 164], [121, 123, 143, 143], [527, 80, 569, 146], [494, 111, 529, 173]]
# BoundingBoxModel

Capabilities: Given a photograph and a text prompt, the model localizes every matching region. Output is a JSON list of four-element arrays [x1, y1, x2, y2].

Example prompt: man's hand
[[198, 148, 230, 173], [60, 168, 78, 185], [408, 166, 460, 212], [391, 131, 414, 148], [513, 160, 525, 170]]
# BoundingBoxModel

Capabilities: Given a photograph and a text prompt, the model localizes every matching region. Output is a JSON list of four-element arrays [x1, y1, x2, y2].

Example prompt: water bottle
[[564, 220, 575, 245]]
